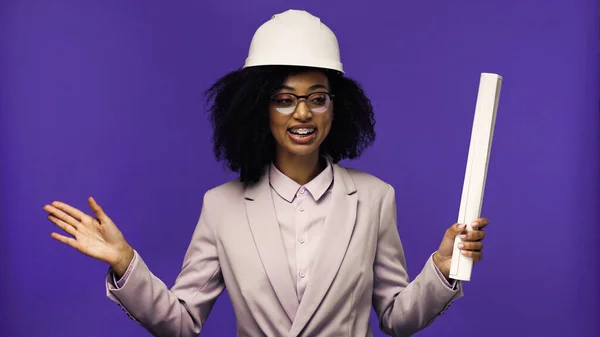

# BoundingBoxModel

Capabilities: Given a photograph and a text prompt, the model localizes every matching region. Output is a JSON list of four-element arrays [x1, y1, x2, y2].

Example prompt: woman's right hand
[[43, 196, 134, 277]]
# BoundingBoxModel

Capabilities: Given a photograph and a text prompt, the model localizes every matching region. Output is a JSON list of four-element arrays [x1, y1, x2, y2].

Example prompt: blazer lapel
[[289, 164, 358, 337], [245, 171, 299, 323]]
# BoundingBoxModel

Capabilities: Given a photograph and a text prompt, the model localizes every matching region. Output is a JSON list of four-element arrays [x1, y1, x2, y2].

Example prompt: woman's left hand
[[433, 217, 489, 280]]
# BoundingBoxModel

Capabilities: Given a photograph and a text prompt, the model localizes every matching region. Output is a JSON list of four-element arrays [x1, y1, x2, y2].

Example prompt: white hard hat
[[243, 9, 344, 73]]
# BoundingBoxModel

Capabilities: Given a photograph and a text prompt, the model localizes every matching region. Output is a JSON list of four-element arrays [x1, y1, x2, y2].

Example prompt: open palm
[[43, 197, 132, 270]]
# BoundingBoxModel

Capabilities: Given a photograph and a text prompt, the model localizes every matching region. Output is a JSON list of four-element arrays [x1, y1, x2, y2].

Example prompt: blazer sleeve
[[372, 184, 463, 337], [105, 189, 225, 337]]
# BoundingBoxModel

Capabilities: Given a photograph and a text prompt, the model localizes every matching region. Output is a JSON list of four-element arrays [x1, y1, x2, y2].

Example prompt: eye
[[272, 94, 296, 106], [277, 99, 294, 105], [309, 93, 328, 105]]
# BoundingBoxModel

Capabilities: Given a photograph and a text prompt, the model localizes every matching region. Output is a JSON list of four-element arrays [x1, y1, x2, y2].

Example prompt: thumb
[[88, 196, 111, 223], [438, 223, 467, 257], [444, 223, 467, 240]]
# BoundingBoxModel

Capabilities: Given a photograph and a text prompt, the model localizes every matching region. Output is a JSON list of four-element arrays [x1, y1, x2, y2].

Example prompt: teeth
[[289, 128, 315, 135]]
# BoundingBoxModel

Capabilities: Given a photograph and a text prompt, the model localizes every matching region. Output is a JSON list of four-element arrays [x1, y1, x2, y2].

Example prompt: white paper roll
[[449, 73, 502, 281]]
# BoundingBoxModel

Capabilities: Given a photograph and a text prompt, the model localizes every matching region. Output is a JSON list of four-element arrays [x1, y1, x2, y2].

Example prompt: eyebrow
[[277, 84, 329, 91]]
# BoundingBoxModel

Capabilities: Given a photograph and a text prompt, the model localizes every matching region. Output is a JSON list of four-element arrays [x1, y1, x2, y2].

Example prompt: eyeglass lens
[[271, 92, 331, 114]]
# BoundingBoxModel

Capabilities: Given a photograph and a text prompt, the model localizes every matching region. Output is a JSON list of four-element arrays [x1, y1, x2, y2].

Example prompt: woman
[[43, 9, 488, 337]]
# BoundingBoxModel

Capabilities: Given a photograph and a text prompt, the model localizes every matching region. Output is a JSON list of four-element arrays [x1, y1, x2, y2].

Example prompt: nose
[[293, 99, 312, 120]]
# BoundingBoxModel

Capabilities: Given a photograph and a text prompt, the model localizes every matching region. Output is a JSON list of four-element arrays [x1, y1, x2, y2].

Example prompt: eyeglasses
[[270, 92, 334, 115]]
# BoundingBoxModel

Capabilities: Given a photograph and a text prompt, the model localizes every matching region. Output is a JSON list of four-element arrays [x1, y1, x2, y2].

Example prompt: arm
[[372, 185, 463, 337], [105, 189, 225, 337]]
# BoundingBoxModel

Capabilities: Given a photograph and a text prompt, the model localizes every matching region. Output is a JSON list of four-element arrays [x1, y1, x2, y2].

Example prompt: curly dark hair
[[205, 65, 376, 186]]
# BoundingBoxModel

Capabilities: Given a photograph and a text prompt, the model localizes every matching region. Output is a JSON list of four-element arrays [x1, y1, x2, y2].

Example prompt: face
[[269, 71, 333, 160]]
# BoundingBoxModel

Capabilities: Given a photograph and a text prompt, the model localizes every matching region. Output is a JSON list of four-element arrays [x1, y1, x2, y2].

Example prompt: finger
[[52, 201, 99, 229], [50, 232, 82, 251], [472, 218, 489, 230], [48, 214, 78, 237], [459, 230, 486, 242], [457, 241, 483, 251], [460, 250, 483, 262], [445, 223, 467, 239], [44, 205, 81, 229], [88, 197, 111, 224], [49, 201, 88, 222]]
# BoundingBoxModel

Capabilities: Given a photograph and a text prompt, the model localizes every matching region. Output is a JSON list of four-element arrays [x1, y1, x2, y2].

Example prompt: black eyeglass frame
[[269, 92, 336, 114]]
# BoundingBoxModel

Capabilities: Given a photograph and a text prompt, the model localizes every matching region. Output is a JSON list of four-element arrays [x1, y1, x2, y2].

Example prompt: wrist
[[433, 251, 451, 281], [110, 244, 134, 278], [433, 251, 442, 267]]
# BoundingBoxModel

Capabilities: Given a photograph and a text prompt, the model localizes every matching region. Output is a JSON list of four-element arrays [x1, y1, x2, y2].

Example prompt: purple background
[[2, 1, 599, 336]]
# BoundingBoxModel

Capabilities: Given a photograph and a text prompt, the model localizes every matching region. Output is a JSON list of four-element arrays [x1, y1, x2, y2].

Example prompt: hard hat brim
[[243, 58, 344, 74]]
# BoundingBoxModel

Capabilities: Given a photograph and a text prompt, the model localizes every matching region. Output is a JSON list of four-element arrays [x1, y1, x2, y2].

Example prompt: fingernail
[[460, 234, 467, 239], [458, 243, 464, 248], [461, 250, 468, 255], [471, 221, 479, 228], [458, 224, 466, 229]]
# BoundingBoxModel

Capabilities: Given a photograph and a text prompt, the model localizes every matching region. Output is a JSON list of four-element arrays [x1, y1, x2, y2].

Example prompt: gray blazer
[[105, 163, 463, 336]]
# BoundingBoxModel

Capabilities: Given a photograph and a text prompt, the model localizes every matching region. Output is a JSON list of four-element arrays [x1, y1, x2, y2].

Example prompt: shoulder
[[203, 178, 246, 202], [336, 163, 394, 201]]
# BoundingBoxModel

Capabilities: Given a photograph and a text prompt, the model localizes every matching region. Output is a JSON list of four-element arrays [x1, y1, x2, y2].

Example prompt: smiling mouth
[[288, 127, 316, 136], [287, 127, 317, 144]]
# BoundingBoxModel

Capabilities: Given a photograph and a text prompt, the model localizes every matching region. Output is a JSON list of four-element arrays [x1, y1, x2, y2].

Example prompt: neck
[[274, 151, 323, 186]]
